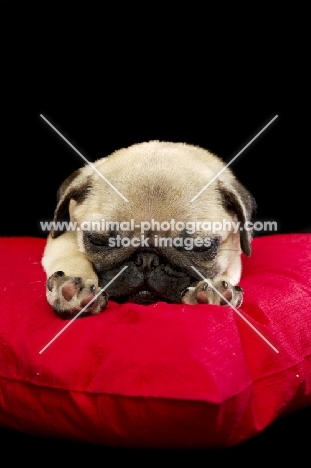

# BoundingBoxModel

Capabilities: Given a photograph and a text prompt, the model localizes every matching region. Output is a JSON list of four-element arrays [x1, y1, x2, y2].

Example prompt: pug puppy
[[42, 141, 256, 317]]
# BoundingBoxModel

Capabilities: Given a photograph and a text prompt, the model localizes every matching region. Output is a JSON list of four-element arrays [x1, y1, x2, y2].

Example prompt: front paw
[[46, 271, 108, 318], [181, 279, 243, 307]]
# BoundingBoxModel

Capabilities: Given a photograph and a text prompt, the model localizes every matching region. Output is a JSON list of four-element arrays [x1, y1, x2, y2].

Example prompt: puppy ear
[[50, 169, 92, 239], [218, 180, 257, 256]]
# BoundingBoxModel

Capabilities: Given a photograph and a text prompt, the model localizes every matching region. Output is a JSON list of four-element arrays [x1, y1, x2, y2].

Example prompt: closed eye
[[84, 232, 111, 248], [175, 236, 221, 256], [191, 244, 213, 252], [90, 237, 108, 247]]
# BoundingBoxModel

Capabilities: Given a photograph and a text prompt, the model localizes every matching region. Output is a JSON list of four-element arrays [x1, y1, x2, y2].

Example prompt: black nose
[[134, 252, 160, 273]]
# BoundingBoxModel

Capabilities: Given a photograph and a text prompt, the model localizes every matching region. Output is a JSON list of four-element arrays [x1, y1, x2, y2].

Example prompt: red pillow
[[0, 234, 311, 448]]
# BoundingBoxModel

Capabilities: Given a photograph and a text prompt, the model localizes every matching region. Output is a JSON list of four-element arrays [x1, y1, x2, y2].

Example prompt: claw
[[180, 288, 190, 300], [47, 271, 65, 291], [54, 271, 65, 277]]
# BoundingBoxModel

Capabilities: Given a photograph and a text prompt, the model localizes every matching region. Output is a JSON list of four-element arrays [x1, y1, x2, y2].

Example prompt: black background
[[2, 96, 310, 238], [1, 2, 310, 239], [1, 0, 310, 460]]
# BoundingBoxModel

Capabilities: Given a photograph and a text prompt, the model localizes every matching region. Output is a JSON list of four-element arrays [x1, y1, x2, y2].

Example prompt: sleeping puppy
[[42, 141, 256, 317]]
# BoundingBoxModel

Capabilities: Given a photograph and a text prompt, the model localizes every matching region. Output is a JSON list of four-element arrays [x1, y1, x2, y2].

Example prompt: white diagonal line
[[39, 266, 128, 354], [190, 115, 278, 203], [40, 114, 129, 202], [191, 266, 279, 353]]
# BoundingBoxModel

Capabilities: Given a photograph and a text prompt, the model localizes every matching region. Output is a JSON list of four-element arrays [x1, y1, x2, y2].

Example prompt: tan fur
[[42, 141, 256, 315]]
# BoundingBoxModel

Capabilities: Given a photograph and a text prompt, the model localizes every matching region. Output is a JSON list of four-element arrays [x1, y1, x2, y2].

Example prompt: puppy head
[[50, 141, 256, 303]]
